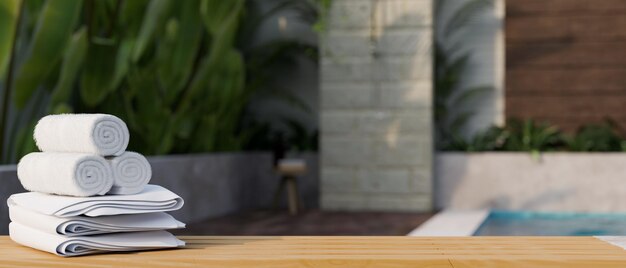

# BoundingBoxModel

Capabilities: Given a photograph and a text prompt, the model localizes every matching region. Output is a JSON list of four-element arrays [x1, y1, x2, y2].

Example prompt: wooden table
[[2, 236, 626, 267]]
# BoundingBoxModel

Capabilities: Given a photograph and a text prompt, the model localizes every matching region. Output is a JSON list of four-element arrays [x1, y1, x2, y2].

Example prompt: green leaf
[[80, 42, 117, 107], [200, 0, 243, 55], [448, 112, 474, 134], [451, 85, 491, 108], [132, 0, 171, 62], [174, 115, 194, 139], [157, 0, 202, 104], [51, 102, 73, 114], [0, 0, 21, 78], [119, 0, 149, 33], [13, 0, 82, 108], [110, 37, 135, 90], [50, 27, 87, 108], [125, 63, 173, 153], [193, 114, 218, 152], [437, 54, 468, 100], [200, 0, 243, 35]]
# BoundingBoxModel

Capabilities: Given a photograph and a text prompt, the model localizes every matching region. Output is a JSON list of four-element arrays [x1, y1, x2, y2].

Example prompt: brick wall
[[320, 0, 433, 211], [506, 0, 626, 132]]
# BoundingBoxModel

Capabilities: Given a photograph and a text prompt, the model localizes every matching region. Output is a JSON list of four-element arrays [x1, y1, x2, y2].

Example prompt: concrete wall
[[0, 152, 319, 234], [436, 152, 626, 212], [319, 0, 433, 211]]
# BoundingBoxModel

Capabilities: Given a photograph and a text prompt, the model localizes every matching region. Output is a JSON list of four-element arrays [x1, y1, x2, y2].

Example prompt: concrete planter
[[0, 152, 319, 234], [435, 152, 626, 212]]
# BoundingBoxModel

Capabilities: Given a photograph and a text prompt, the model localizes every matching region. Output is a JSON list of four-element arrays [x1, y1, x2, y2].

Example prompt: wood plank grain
[[507, 0, 626, 17], [507, 42, 626, 69], [0, 236, 626, 267], [507, 96, 626, 117], [506, 15, 626, 43], [506, 0, 626, 131], [507, 69, 626, 95]]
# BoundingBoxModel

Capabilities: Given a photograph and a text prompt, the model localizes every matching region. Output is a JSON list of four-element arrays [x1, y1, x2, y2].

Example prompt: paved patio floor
[[173, 209, 435, 236]]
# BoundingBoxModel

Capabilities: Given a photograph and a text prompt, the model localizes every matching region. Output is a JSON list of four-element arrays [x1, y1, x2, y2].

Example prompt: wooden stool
[[272, 159, 307, 215]]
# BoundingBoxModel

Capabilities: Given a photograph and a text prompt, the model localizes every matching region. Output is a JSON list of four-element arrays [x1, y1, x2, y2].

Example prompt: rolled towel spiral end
[[107, 152, 152, 195], [17, 153, 114, 197], [91, 116, 130, 156]]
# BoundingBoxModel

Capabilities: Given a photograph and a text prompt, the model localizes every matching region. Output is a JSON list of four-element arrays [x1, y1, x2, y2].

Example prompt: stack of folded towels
[[8, 114, 185, 256]]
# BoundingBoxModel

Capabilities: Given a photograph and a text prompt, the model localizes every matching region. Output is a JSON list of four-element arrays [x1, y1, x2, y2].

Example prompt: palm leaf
[[13, 0, 82, 108], [79, 42, 117, 107], [50, 27, 87, 108], [132, 0, 171, 62], [157, 0, 202, 105], [0, 0, 21, 78], [451, 85, 491, 108]]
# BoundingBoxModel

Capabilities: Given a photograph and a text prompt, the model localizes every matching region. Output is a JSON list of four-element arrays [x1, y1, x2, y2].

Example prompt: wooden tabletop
[[2, 236, 626, 267]]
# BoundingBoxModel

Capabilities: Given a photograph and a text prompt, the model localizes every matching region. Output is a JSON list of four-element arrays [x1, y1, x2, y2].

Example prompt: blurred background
[[3, 0, 626, 236], [0, 0, 320, 161]]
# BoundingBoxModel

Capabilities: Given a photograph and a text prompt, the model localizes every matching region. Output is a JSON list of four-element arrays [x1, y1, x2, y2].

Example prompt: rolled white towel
[[107, 152, 152, 195], [34, 113, 130, 156], [17, 152, 114, 197]]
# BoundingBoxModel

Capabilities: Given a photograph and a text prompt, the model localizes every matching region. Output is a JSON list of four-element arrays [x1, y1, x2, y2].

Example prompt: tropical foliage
[[433, 1, 626, 154], [450, 118, 626, 153], [0, 0, 319, 163], [434, 0, 493, 150]]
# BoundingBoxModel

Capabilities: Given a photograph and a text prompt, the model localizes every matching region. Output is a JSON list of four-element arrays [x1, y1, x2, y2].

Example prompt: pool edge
[[407, 210, 490, 236]]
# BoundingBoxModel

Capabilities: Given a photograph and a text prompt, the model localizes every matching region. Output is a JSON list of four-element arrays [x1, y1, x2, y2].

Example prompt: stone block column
[[320, 0, 433, 211]]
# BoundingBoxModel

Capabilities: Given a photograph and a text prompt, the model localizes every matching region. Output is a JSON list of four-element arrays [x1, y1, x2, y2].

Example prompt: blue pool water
[[474, 210, 626, 236]]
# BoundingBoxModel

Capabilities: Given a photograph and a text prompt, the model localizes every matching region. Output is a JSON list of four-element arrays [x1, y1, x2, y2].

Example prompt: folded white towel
[[9, 203, 185, 236], [9, 222, 185, 257], [107, 151, 152, 195], [17, 152, 114, 196], [8, 184, 184, 217], [34, 113, 130, 156]]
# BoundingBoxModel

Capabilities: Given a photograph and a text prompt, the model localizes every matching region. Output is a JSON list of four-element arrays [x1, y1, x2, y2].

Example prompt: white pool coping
[[596, 236, 626, 250], [406, 210, 626, 251], [407, 209, 490, 236]]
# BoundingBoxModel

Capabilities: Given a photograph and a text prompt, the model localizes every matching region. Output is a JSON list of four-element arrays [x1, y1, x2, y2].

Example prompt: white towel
[[9, 203, 185, 236], [9, 222, 185, 257], [107, 151, 152, 195], [34, 113, 130, 156], [8, 184, 184, 217], [17, 152, 114, 196]]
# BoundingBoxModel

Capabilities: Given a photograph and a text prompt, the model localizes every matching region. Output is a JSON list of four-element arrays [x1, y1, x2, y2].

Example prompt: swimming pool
[[409, 210, 626, 236], [474, 210, 626, 236]]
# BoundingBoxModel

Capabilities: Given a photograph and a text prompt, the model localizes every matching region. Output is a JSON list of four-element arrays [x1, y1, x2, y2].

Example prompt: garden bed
[[435, 152, 626, 212]]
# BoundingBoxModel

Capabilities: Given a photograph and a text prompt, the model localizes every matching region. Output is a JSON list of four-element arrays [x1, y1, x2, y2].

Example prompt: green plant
[[565, 121, 626, 152], [312, 0, 332, 32], [0, 0, 318, 163], [447, 125, 508, 152], [459, 119, 565, 156], [434, 0, 493, 150], [447, 118, 626, 154], [502, 119, 565, 155]]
